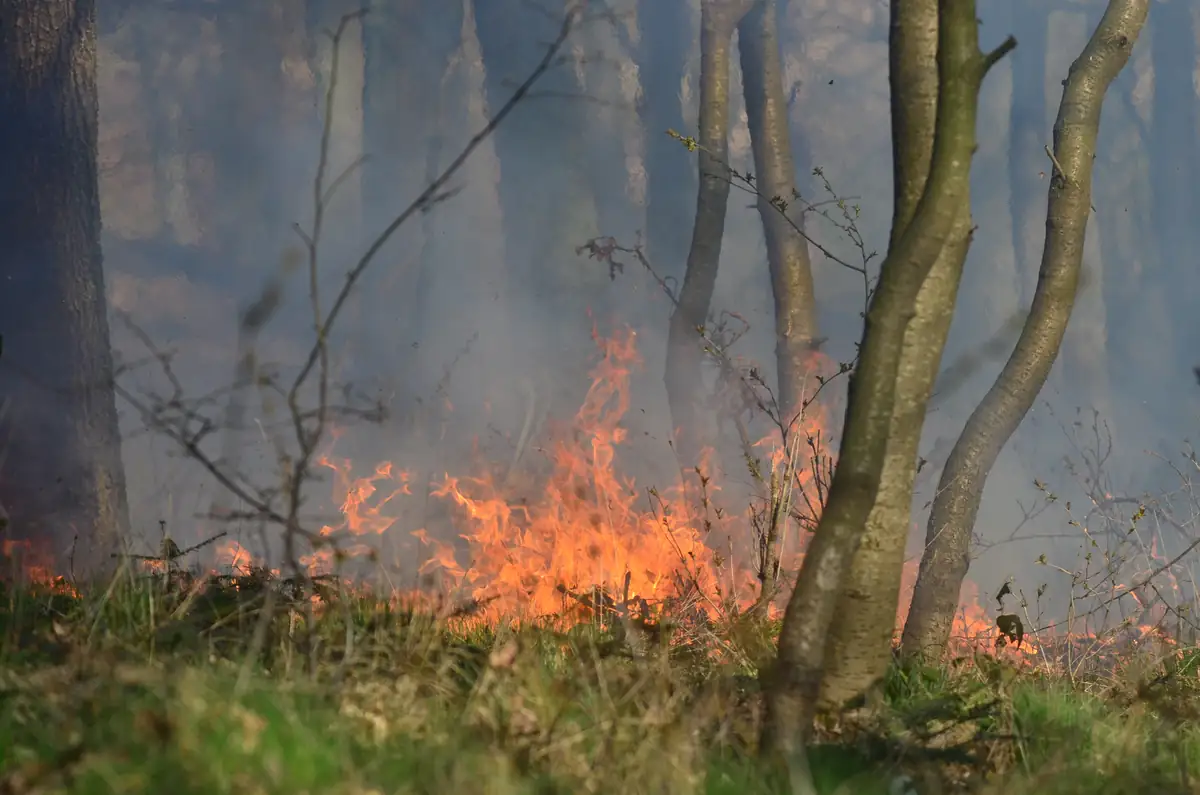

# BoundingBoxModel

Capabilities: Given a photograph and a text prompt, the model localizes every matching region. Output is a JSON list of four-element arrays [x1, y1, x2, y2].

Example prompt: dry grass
[[1, 565, 1199, 795]]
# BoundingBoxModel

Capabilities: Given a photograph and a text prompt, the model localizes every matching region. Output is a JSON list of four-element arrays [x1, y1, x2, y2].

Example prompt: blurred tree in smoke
[[1146, 0, 1200, 431], [665, 0, 758, 465], [0, 0, 132, 577], [664, 0, 821, 466], [361, 0, 463, 390], [101, 1, 308, 286], [97, 0, 317, 546], [1091, 0, 1177, 470], [737, 0, 820, 424], [638, 0, 697, 285], [472, 0, 611, 417], [1008, 0, 1048, 312], [349, 0, 623, 554]]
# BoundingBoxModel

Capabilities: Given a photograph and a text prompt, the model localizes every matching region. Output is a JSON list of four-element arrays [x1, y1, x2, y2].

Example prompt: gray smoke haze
[[96, 0, 1200, 619]]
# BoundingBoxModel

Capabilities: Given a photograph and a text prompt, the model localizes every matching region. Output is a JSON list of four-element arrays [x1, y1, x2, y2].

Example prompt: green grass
[[2, 570, 1199, 794]]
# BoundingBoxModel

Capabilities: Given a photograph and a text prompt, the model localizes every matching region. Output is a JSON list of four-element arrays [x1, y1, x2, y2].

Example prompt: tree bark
[[816, 0, 974, 712], [737, 0, 820, 420], [901, 0, 1149, 661], [0, 0, 131, 580], [761, 0, 1006, 761], [664, 0, 757, 466]]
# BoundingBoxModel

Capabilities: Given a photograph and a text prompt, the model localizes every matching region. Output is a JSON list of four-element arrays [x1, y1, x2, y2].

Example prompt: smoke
[[96, 0, 1200, 620]]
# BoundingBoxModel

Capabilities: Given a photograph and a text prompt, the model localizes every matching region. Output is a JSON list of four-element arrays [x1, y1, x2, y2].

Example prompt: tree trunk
[[664, 0, 757, 467], [639, 0, 697, 284], [816, 0, 974, 712], [0, 0, 131, 580], [737, 0, 820, 420], [901, 0, 1149, 661], [762, 0, 1004, 762]]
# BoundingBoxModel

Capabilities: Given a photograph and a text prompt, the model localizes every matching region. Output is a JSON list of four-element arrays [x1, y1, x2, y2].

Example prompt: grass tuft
[[3, 569, 1200, 794]]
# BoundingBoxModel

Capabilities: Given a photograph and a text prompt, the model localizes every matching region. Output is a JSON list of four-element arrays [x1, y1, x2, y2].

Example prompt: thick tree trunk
[[0, 0, 131, 580], [817, 0, 974, 712], [737, 0, 820, 420], [901, 0, 1149, 661], [735, 0, 822, 611], [664, 0, 757, 467], [762, 0, 1004, 761]]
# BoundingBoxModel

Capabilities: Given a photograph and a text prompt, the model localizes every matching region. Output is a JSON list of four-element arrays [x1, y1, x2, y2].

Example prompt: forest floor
[[1, 569, 1197, 795]]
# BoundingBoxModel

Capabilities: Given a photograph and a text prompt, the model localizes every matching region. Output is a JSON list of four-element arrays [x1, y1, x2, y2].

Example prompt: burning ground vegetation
[[4, 329, 1200, 794]]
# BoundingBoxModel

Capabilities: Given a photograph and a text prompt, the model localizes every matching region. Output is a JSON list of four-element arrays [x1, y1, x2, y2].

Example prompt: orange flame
[[1, 539, 77, 596], [182, 326, 1168, 665], [416, 327, 736, 621], [296, 327, 1049, 650]]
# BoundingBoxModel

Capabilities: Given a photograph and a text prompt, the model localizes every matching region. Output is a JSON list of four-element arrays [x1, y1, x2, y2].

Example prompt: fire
[[301, 455, 411, 575], [282, 326, 1049, 652], [8, 319, 1175, 672], [748, 349, 835, 576], [416, 327, 739, 621], [103, 323, 1177, 668], [1, 539, 77, 596]]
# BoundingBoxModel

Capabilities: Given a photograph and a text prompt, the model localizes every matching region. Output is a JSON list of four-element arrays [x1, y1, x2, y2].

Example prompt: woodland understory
[[3, 0, 1199, 793]]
